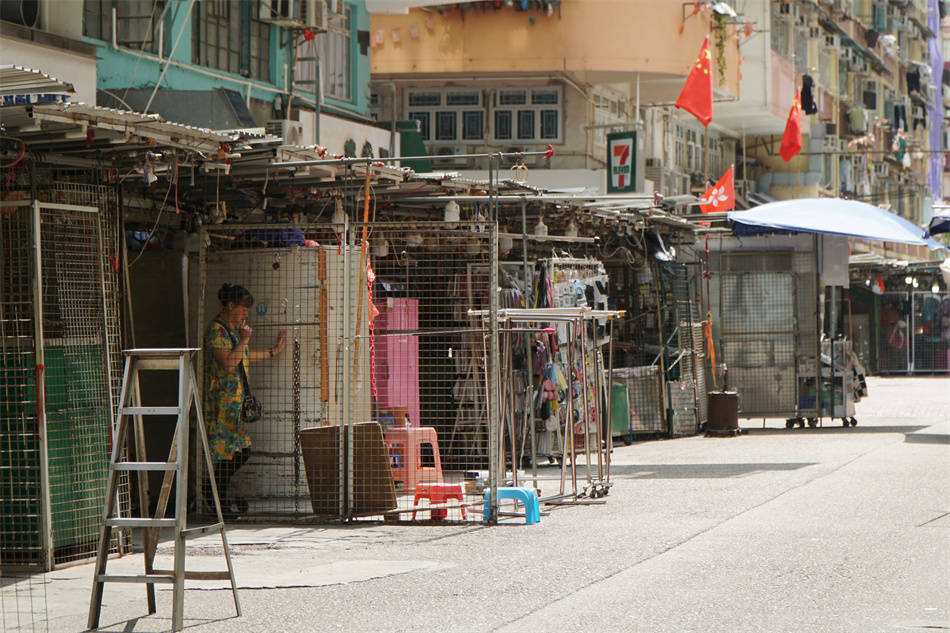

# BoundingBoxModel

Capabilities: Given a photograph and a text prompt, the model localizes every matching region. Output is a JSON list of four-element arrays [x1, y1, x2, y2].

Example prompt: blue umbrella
[[727, 198, 946, 250]]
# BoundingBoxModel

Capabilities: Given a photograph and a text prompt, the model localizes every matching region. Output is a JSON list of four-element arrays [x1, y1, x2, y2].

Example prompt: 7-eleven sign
[[607, 131, 637, 193]]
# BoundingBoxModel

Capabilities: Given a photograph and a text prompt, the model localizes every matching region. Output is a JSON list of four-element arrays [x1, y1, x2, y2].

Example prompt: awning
[[727, 198, 946, 250], [0, 65, 74, 97]]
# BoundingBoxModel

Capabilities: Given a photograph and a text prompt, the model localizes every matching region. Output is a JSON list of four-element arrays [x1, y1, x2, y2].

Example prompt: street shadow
[[608, 462, 815, 479], [742, 425, 928, 436], [92, 615, 238, 632], [904, 433, 950, 445]]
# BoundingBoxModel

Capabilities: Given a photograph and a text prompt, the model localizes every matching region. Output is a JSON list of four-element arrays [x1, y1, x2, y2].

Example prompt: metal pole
[[32, 201, 52, 570], [340, 214, 351, 519], [487, 224, 500, 522], [604, 317, 615, 486], [269, 147, 553, 170], [520, 196, 538, 486], [143, 0, 195, 114]]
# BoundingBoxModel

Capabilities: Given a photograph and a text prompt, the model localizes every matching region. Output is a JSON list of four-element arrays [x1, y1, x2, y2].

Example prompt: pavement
[[3, 375, 948, 633]]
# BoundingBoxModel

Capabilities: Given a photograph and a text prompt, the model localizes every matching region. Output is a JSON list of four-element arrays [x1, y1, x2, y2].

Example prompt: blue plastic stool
[[483, 487, 540, 524]]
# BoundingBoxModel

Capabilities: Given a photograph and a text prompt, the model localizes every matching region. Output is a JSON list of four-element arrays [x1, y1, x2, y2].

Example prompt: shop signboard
[[607, 131, 637, 193]]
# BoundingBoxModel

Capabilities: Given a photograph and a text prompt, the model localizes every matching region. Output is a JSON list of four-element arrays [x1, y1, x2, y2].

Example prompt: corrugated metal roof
[[0, 65, 74, 97]]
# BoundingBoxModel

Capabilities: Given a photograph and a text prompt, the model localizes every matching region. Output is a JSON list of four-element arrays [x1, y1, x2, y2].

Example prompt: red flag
[[699, 166, 735, 213], [675, 37, 714, 127], [779, 91, 803, 162]]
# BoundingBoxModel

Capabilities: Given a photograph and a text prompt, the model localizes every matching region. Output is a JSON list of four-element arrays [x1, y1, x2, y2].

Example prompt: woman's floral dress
[[203, 320, 251, 461]]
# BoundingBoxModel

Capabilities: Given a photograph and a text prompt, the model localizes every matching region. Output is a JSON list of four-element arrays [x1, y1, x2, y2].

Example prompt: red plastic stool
[[412, 483, 466, 520], [385, 426, 443, 492]]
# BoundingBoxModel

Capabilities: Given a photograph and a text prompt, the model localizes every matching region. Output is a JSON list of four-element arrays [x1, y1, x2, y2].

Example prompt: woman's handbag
[[238, 364, 263, 423]]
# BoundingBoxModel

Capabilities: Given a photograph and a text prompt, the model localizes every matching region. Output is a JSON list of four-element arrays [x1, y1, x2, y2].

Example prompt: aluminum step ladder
[[88, 348, 240, 631]]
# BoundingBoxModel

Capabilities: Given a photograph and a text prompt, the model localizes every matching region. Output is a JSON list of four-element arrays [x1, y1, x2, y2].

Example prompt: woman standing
[[203, 283, 286, 516]]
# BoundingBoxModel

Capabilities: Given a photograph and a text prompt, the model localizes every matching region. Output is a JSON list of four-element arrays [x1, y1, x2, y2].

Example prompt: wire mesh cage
[[656, 261, 702, 436], [910, 292, 949, 373], [0, 202, 118, 572], [709, 250, 819, 419], [611, 366, 664, 435], [877, 291, 911, 373], [198, 222, 497, 522]]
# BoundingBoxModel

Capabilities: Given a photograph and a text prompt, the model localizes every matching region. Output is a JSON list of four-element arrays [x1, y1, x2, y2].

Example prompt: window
[[193, 0, 271, 81], [493, 87, 562, 143], [85, 0, 164, 53], [319, 8, 352, 101], [405, 89, 486, 142], [409, 112, 430, 140], [540, 110, 558, 139], [435, 111, 457, 141], [494, 110, 512, 140], [409, 92, 441, 107], [462, 111, 484, 140], [517, 110, 535, 140]]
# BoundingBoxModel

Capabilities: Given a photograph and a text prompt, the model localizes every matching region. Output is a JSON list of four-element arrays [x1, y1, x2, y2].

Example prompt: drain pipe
[[371, 81, 398, 157]]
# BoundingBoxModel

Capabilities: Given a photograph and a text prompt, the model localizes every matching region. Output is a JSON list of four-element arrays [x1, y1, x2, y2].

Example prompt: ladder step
[[181, 522, 224, 538], [97, 573, 176, 584], [153, 569, 234, 581], [113, 462, 178, 472], [105, 518, 176, 528], [118, 406, 182, 416]]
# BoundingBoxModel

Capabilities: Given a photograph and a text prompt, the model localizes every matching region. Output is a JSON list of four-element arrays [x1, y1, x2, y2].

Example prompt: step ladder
[[88, 348, 240, 631]]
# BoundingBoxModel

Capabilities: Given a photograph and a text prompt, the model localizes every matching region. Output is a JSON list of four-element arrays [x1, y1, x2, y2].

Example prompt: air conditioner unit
[[645, 157, 662, 169], [873, 162, 889, 179], [266, 119, 304, 145], [822, 135, 839, 151], [847, 50, 863, 70], [302, 0, 328, 30], [260, 0, 304, 26]]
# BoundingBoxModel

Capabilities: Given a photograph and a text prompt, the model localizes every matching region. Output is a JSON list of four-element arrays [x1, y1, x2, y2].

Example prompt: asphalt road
[[20, 376, 950, 632]]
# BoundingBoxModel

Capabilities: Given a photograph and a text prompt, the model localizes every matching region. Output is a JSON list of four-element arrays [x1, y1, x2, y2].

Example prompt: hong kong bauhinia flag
[[675, 36, 714, 127], [700, 166, 735, 213], [780, 91, 803, 162]]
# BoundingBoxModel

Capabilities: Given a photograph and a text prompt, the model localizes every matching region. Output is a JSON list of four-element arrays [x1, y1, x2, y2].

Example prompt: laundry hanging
[[801, 75, 818, 114]]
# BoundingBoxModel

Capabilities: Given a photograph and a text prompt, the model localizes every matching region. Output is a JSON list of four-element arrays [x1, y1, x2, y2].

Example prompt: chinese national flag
[[779, 91, 803, 162], [675, 36, 714, 127], [699, 166, 735, 213]]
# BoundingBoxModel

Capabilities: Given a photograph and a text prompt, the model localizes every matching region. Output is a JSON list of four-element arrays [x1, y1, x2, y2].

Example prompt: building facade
[[370, 0, 943, 250], [368, 0, 743, 193], [1, 0, 395, 157]]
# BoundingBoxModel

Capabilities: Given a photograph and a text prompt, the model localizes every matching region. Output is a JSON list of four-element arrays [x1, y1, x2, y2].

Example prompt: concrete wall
[[370, 1, 741, 96]]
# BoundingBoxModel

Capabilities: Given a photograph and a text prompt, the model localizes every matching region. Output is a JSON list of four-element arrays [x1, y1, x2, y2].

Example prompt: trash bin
[[706, 391, 740, 435]]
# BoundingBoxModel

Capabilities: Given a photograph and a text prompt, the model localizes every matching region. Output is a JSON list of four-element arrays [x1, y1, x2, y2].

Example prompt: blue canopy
[[727, 198, 946, 251]]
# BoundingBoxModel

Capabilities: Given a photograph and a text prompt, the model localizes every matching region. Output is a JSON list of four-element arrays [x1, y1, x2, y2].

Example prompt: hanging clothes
[[906, 68, 921, 94], [893, 104, 908, 131], [892, 133, 907, 161], [849, 108, 868, 133], [801, 75, 818, 114], [839, 158, 853, 193]]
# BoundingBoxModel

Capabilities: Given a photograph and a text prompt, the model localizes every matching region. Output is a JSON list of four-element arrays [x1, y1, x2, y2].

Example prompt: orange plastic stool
[[412, 483, 466, 520], [384, 426, 443, 492]]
